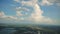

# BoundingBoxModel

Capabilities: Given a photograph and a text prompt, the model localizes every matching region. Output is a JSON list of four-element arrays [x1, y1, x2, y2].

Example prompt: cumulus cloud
[[6, 16, 18, 20], [1, 0, 56, 23], [14, 0, 54, 23], [40, 0, 53, 6], [39, 0, 60, 6], [14, 0, 60, 6], [0, 11, 25, 22], [16, 7, 24, 16], [47, 0, 60, 3], [16, 7, 30, 16], [48, 0, 60, 6], [0, 11, 6, 18], [0, 0, 57, 24], [13, 0, 20, 2], [16, 7, 30, 12], [29, 3, 53, 23], [16, 11, 23, 16], [0, 11, 18, 20], [14, 0, 37, 6], [56, 3, 60, 6]]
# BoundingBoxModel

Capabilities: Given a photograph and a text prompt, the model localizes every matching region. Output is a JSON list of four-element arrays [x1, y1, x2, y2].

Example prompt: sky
[[0, 0, 60, 26]]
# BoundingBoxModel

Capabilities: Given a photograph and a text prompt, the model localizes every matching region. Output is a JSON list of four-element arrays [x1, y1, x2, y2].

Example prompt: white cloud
[[16, 7, 23, 16], [56, 3, 60, 6], [16, 11, 23, 16], [6, 16, 18, 20], [47, 0, 60, 3], [13, 0, 20, 2], [0, 0, 59, 25], [29, 3, 53, 23], [0, 11, 6, 18], [16, 7, 30, 16], [0, 11, 18, 20], [0, 12, 4, 16], [13, 0, 38, 6], [48, 0, 60, 6], [14, 0, 55, 23], [40, 0, 53, 6], [40, 0, 60, 6], [21, 1, 33, 6], [14, 0, 60, 6]]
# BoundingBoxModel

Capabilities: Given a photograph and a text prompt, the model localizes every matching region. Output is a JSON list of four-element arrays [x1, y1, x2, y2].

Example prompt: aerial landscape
[[0, 0, 60, 34]]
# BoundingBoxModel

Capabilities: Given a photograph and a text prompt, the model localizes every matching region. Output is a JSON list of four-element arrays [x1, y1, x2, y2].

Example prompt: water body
[[0, 25, 60, 34]]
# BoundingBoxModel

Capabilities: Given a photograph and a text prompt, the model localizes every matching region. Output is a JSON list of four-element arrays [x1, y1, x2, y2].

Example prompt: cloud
[[13, 0, 55, 23], [0, 0, 59, 26], [16, 11, 23, 16], [47, 0, 60, 3], [16, 7, 30, 12], [14, 0, 60, 6], [0, 11, 6, 18], [39, 0, 60, 6], [0, 0, 57, 25], [56, 3, 60, 6], [16, 7, 30, 16], [48, 0, 60, 6], [14, 0, 38, 6], [29, 3, 53, 23], [40, 0, 53, 6], [6, 16, 18, 20], [14, 0, 54, 23], [0, 11, 18, 20], [13, 0, 20, 2], [16, 7, 23, 16]]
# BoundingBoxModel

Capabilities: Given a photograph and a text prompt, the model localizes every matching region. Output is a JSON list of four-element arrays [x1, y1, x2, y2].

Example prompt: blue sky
[[0, 0, 60, 26]]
